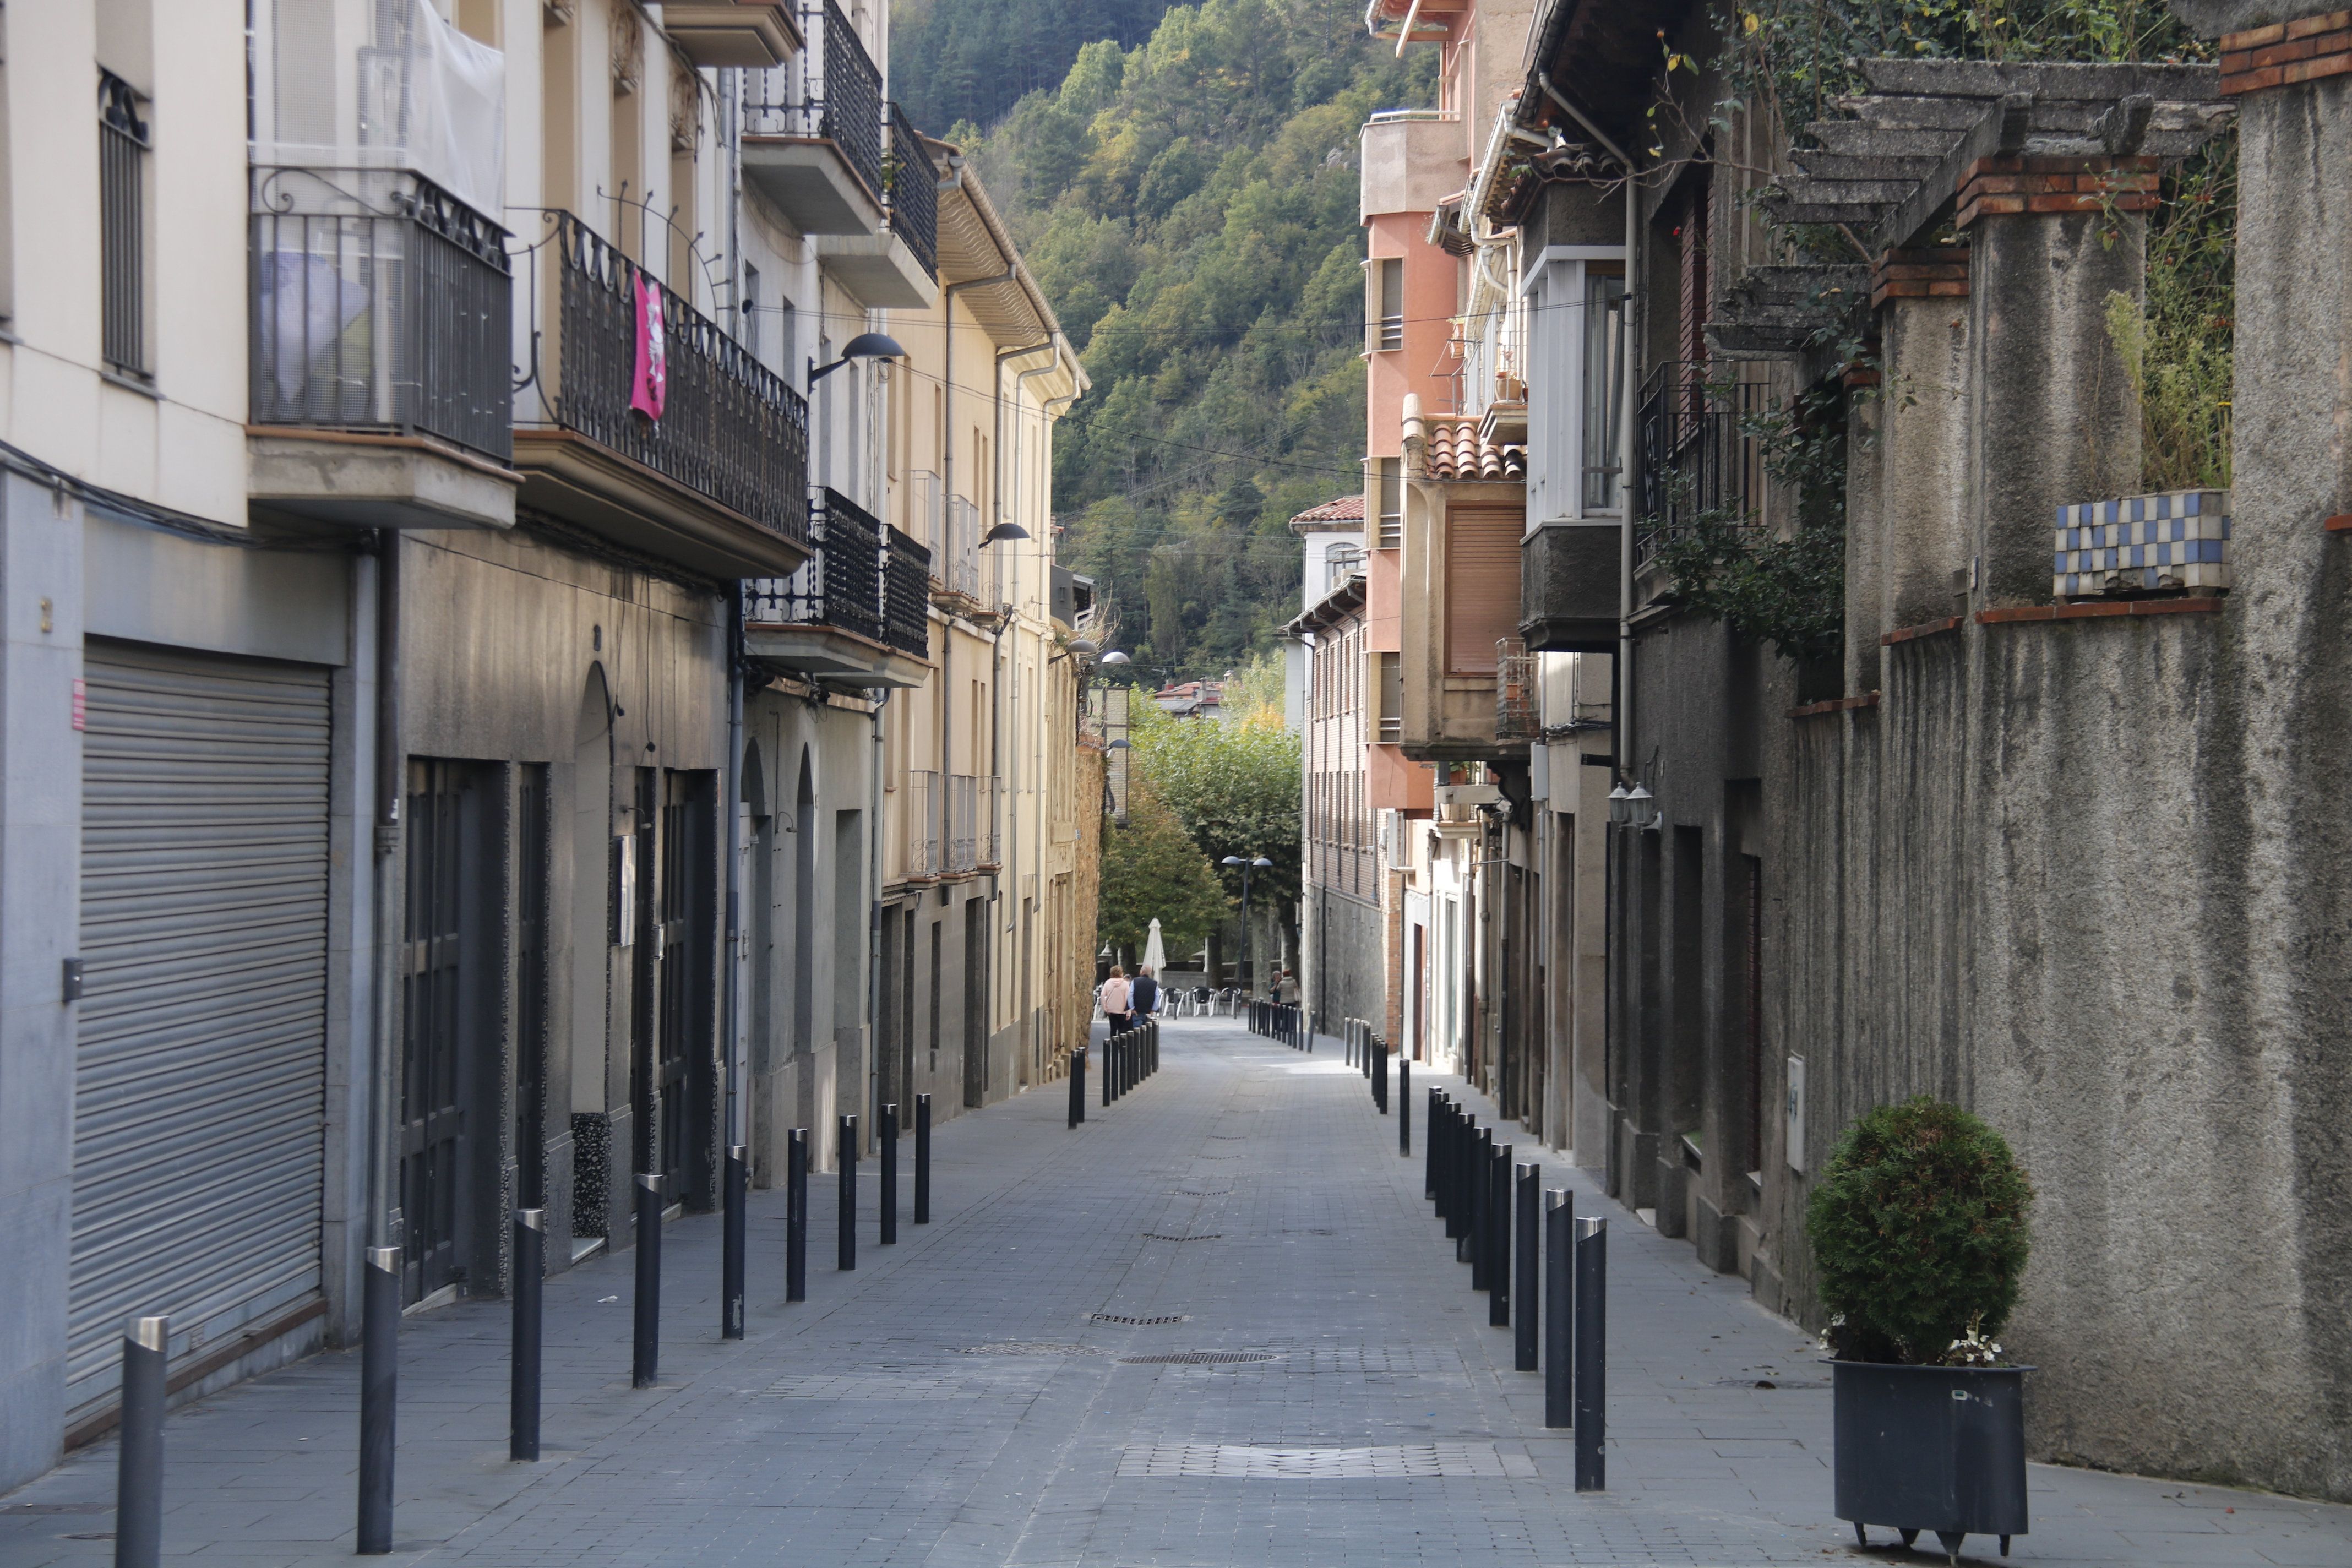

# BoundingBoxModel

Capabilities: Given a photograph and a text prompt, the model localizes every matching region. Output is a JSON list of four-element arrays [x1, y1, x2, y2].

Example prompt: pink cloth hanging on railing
[[631, 270, 667, 422]]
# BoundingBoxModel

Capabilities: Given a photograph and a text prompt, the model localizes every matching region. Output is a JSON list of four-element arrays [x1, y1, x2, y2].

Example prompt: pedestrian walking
[[1098, 966, 1132, 1034], [1131, 965, 1161, 1019]]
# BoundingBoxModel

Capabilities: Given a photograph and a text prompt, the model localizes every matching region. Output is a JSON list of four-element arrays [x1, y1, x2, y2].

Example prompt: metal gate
[[654, 772, 713, 1205], [400, 760, 494, 1304], [71, 640, 331, 1414]]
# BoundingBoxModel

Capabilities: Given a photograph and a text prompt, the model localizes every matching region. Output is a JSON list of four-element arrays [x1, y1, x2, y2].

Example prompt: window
[[1377, 652, 1402, 742], [1582, 268, 1628, 513], [98, 69, 149, 377], [1369, 258, 1404, 351], [1374, 458, 1402, 548]]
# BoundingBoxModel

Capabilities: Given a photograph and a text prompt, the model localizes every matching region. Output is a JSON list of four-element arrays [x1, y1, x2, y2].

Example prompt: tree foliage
[[919, 1, 1436, 677], [1807, 1097, 2036, 1365], [1130, 701, 1302, 915], [890, 1, 1181, 138], [1097, 778, 1230, 955]]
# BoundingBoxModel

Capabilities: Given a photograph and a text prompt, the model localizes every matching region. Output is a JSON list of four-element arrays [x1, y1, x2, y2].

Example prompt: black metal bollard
[[1489, 1144, 1512, 1327], [1466, 1126, 1488, 1276], [1515, 1166, 1540, 1371], [1069, 1046, 1085, 1126], [1400, 1059, 1412, 1156], [512, 1210, 543, 1460], [915, 1096, 932, 1223], [116, 1314, 167, 1568], [1104, 1033, 1115, 1106], [1544, 1192, 1572, 1428], [723, 1145, 747, 1340], [357, 1244, 399, 1554], [633, 1173, 665, 1388], [786, 1128, 808, 1302], [1574, 1217, 1607, 1491], [880, 1105, 899, 1246], [837, 1114, 858, 1272]]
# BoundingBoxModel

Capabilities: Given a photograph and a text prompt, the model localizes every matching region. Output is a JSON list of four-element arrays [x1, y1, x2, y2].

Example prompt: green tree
[[1130, 702, 1302, 928], [1097, 780, 1229, 956]]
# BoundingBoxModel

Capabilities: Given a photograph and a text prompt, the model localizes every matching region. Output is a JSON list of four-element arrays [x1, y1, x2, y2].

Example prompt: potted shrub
[[1808, 1096, 2036, 1564]]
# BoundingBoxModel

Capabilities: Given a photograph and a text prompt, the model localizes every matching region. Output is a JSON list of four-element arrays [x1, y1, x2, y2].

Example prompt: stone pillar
[[1961, 158, 2155, 608], [1872, 248, 1974, 633]]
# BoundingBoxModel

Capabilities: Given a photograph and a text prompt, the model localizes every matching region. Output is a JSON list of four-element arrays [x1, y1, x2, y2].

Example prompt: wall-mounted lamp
[[982, 521, 1030, 545], [1099, 650, 1132, 667], [1608, 783, 1630, 824], [1107, 738, 1130, 751], [807, 331, 906, 386], [1626, 784, 1658, 831], [1066, 638, 1099, 660]]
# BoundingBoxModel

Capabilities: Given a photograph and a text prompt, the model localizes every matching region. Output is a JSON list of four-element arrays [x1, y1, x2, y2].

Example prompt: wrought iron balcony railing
[[1495, 638, 1538, 742], [883, 103, 938, 281], [1636, 362, 1765, 567], [743, 487, 884, 640], [743, 1, 883, 203], [905, 770, 941, 878], [884, 526, 932, 657], [540, 211, 809, 543], [251, 168, 513, 461]]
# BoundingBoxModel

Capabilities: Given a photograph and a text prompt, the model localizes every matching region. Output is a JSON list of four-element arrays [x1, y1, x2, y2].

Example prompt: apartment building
[[0, 0, 1093, 1494]]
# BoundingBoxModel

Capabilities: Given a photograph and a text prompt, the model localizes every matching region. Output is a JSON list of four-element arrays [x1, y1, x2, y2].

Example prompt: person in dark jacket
[[1131, 966, 1161, 1018]]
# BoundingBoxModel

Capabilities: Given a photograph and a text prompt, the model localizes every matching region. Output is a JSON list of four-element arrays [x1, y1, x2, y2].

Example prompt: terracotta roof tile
[[1424, 420, 1526, 483]]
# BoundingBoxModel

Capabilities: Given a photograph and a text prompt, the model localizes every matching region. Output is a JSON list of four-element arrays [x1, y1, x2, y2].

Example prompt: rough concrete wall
[[1305, 885, 1387, 1038]]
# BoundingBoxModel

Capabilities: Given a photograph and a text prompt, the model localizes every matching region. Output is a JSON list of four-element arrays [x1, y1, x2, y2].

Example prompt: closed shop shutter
[[69, 640, 332, 1414]]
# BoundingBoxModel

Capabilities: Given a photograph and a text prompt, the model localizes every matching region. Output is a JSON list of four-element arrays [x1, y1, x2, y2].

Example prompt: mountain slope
[[930, 0, 1434, 675]]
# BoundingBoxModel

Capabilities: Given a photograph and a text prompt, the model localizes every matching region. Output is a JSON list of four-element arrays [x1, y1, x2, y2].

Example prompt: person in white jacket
[[1098, 967, 1132, 1033]]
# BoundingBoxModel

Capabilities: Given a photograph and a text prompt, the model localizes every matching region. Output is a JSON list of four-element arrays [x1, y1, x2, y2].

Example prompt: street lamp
[[1221, 854, 1277, 996], [807, 331, 906, 386]]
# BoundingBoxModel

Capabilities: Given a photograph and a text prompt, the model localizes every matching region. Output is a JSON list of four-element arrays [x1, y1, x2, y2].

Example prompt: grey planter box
[[1833, 1359, 2031, 1562]]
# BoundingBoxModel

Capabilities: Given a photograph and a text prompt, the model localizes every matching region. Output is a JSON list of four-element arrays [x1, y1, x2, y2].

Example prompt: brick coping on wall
[[1881, 616, 1964, 647], [1787, 692, 1881, 720], [2220, 12, 2352, 95], [1976, 598, 2225, 624]]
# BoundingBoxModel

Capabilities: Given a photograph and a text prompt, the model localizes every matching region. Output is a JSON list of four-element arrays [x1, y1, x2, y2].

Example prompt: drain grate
[[1119, 1351, 1279, 1366], [1117, 1443, 1534, 1479], [1092, 1313, 1189, 1326], [958, 1343, 1097, 1357], [1174, 1188, 1232, 1196], [1142, 1232, 1220, 1242]]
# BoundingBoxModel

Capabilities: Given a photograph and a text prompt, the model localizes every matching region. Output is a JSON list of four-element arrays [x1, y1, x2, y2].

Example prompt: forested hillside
[[905, 0, 1434, 678], [890, 1, 1182, 141]]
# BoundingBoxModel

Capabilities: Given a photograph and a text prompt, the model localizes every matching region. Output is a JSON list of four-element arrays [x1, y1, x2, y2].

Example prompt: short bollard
[[1104, 1034, 1115, 1106], [116, 1314, 168, 1568], [357, 1244, 399, 1554], [511, 1210, 544, 1461], [880, 1104, 899, 1246], [1574, 1216, 1607, 1491], [633, 1173, 665, 1388], [723, 1145, 747, 1340], [837, 1114, 858, 1272], [1544, 1193, 1572, 1428], [915, 1096, 933, 1223], [1399, 1059, 1412, 1155], [1069, 1046, 1086, 1127], [786, 1128, 808, 1302], [1515, 1165, 1540, 1371], [1489, 1144, 1512, 1327], [1466, 1127, 1489, 1277]]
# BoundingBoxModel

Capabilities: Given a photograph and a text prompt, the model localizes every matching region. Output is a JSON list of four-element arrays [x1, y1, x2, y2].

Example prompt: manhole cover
[[1141, 1233, 1220, 1242], [1092, 1313, 1189, 1326], [959, 1343, 1097, 1357], [1119, 1351, 1280, 1366]]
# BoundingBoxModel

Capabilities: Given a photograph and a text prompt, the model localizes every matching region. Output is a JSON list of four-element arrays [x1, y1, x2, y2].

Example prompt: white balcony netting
[[251, 0, 505, 218]]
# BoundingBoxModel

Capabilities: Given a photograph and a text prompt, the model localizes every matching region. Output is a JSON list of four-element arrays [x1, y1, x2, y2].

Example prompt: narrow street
[[2, 1021, 2344, 1566]]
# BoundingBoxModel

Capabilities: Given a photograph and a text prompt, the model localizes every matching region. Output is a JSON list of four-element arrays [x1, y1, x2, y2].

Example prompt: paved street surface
[[5, 1019, 2348, 1566]]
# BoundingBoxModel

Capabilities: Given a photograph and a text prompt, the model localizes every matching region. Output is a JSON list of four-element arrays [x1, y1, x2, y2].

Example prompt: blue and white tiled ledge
[[2055, 488, 2232, 598]]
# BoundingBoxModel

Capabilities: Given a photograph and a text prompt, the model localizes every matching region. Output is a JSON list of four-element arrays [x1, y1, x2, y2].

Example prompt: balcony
[[900, 771, 996, 880], [516, 212, 810, 579], [1360, 108, 1466, 221], [815, 104, 939, 309], [246, 168, 519, 531], [1637, 364, 1765, 571], [884, 525, 933, 659], [743, 488, 929, 687], [742, 1, 884, 237], [664, 1, 802, 68], [905, 770, 941, 879], [932, 494, 983, 608]]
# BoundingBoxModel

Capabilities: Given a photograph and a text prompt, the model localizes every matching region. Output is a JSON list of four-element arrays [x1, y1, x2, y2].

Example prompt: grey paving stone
[[4, 1021, 2350, 1565]]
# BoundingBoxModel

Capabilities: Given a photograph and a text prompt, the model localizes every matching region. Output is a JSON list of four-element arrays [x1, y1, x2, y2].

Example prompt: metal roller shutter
[[69, 640, 332, 1414]]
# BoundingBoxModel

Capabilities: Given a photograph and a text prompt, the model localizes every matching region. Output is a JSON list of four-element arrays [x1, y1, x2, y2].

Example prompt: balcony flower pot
[[1833, 1358, 2030, 1561]]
